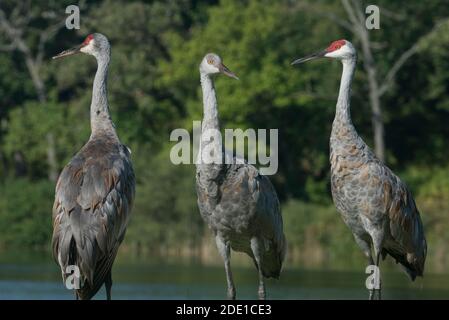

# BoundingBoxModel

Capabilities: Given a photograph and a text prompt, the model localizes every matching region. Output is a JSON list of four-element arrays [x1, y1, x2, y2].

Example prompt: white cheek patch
[[80, 39, 95, 54], [206, 64, 220, 74], [325, 49, 340, 58]]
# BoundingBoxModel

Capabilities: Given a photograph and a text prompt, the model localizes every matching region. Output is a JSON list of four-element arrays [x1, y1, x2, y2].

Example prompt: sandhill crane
[[51, 33, 135, 300], [196, 53, 286, 300], [292, 40, 427, 299]]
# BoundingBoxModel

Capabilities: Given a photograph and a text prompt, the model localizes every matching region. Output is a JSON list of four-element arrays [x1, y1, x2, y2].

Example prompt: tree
[[0, 1, 77, 180], [160, 0, 342, 200]]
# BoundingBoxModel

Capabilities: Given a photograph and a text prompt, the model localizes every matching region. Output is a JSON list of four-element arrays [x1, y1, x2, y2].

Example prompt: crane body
[[196, 53, 286, 300], [292, 39, 427, 299], [51, 33, 135, 300]]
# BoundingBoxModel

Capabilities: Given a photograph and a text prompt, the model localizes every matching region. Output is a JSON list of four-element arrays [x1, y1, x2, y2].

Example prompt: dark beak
[[291, 49, 327, 65], [219, 63, 239, 80], [52, 44, 83, 60]]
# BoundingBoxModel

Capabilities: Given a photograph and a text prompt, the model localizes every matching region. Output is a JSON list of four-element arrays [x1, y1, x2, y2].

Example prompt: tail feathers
[[256, 235, 287, 279], [55, 230, 110, 300], [384, 248, 424, 281], [56, 231, 95, 281], [260, 253, 282, 279], [76, 244, 120, 300]]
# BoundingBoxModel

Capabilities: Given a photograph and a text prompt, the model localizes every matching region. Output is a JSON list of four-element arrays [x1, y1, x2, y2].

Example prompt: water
[[1, 253, 448, 299]]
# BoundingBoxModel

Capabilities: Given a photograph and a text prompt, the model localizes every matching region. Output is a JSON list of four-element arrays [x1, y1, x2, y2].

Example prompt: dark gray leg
[[250, 237, 266, 300], [215, 234, 236, 300], [371, 229, 384, 301], [353, 235, 375, 300], [105, 270, 112, 300], [366, 222, 385, 301], [375, 252, 382, 300], [367, 255, 376, 301]]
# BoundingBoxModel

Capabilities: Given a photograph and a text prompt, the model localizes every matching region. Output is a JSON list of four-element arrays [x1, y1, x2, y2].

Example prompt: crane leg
[[367, 255, 376, 301], [105, 270, 112, 300], [370, 225, 385, 301], [215, 234, 236, 300], [375, 252, 382, 300], [353, 235, 376, 300], [250, 237, 266, 300], [370, 236, 383, 300]]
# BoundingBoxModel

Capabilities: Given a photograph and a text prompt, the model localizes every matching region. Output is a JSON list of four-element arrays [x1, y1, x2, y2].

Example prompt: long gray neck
[[197, 72, 223, 167], [332, 57, 357, 134], [200, 73, 220, 132], [90, 52, 118, 139]]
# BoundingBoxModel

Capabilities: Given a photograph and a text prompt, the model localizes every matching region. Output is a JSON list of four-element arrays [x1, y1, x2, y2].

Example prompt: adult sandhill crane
[[292, 40, 427, 299], [51, 33, 135, 300], [196, 53, 286, 300]]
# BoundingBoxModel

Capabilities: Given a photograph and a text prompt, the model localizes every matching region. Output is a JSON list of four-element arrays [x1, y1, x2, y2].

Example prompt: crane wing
[[239, 164, 286, 278], [361, 160, 426, 278], [382, 168, 427, 278], [52, 138, 135, 298]]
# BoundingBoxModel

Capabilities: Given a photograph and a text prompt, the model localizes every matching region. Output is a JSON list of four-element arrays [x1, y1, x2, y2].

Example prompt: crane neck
[[90, 52, 118, 140], [333, 57, 357, 133], [197, 72, 223, 169], [200, 72, 220, 132]]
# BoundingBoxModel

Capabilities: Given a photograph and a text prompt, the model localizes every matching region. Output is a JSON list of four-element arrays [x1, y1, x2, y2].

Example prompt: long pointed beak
[[52, 44, 83, 60], [291, 50, 327, 65], [220, 63, 239, 80]]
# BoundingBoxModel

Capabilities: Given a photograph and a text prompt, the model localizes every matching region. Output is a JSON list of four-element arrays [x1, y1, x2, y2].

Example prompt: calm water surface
[[0, 252, 448, 299]]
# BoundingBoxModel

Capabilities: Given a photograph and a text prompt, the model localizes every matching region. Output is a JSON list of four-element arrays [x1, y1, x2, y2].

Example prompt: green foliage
[[0, 179, 53, 248], [0, 0, 449, 271], [159, 0, 342, 200], [126, 147, 202, 251], [282, 199, 362, 269], [3, 101, 88, 179]]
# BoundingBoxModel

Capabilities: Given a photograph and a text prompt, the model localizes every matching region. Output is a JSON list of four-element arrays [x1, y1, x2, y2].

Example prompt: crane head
[[200, 53, 239, 80], [53, 33, 110, 60], [291, 39, 355, 65]]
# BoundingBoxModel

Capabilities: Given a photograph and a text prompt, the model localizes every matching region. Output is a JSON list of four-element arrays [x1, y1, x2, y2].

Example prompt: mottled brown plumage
[[330, 119, 426, 280], [293, 40, 426, 299], [52, 34, 135, 300]]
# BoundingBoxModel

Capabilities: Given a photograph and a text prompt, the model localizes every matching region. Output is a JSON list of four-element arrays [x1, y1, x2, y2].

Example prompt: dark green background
[[1, 0, 448, 278]]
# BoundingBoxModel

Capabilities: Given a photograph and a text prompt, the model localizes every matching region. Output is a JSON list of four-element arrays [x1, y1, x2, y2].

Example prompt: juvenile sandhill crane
[[292, 40, 427, 300], [51, 33, 135, 300], [196, 53, 286, 300]]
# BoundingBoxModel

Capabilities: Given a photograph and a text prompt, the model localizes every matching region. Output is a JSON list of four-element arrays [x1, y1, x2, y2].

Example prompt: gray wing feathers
[[52, 142, 134, 299], [196, 161, 285, 279], [236, 165, 286, 278], [385, 172, 427, 277]]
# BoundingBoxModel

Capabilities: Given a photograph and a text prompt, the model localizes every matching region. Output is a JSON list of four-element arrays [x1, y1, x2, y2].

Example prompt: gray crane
[[292, 40, 427, 299], [51, 33, 135, 300], [196, 53, 286, 300]]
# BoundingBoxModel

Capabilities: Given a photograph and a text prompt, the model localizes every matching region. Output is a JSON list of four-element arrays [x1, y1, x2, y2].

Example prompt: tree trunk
[[46, 133, 58, 181], [341, 0, 386, 162], [25, 56, 58, 182], [0, 9, 59, 182], [25, 56, 47, 102], [366, 67, 385, 162], [358, 27, 386, 162], [13, 151, 27, 176]]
